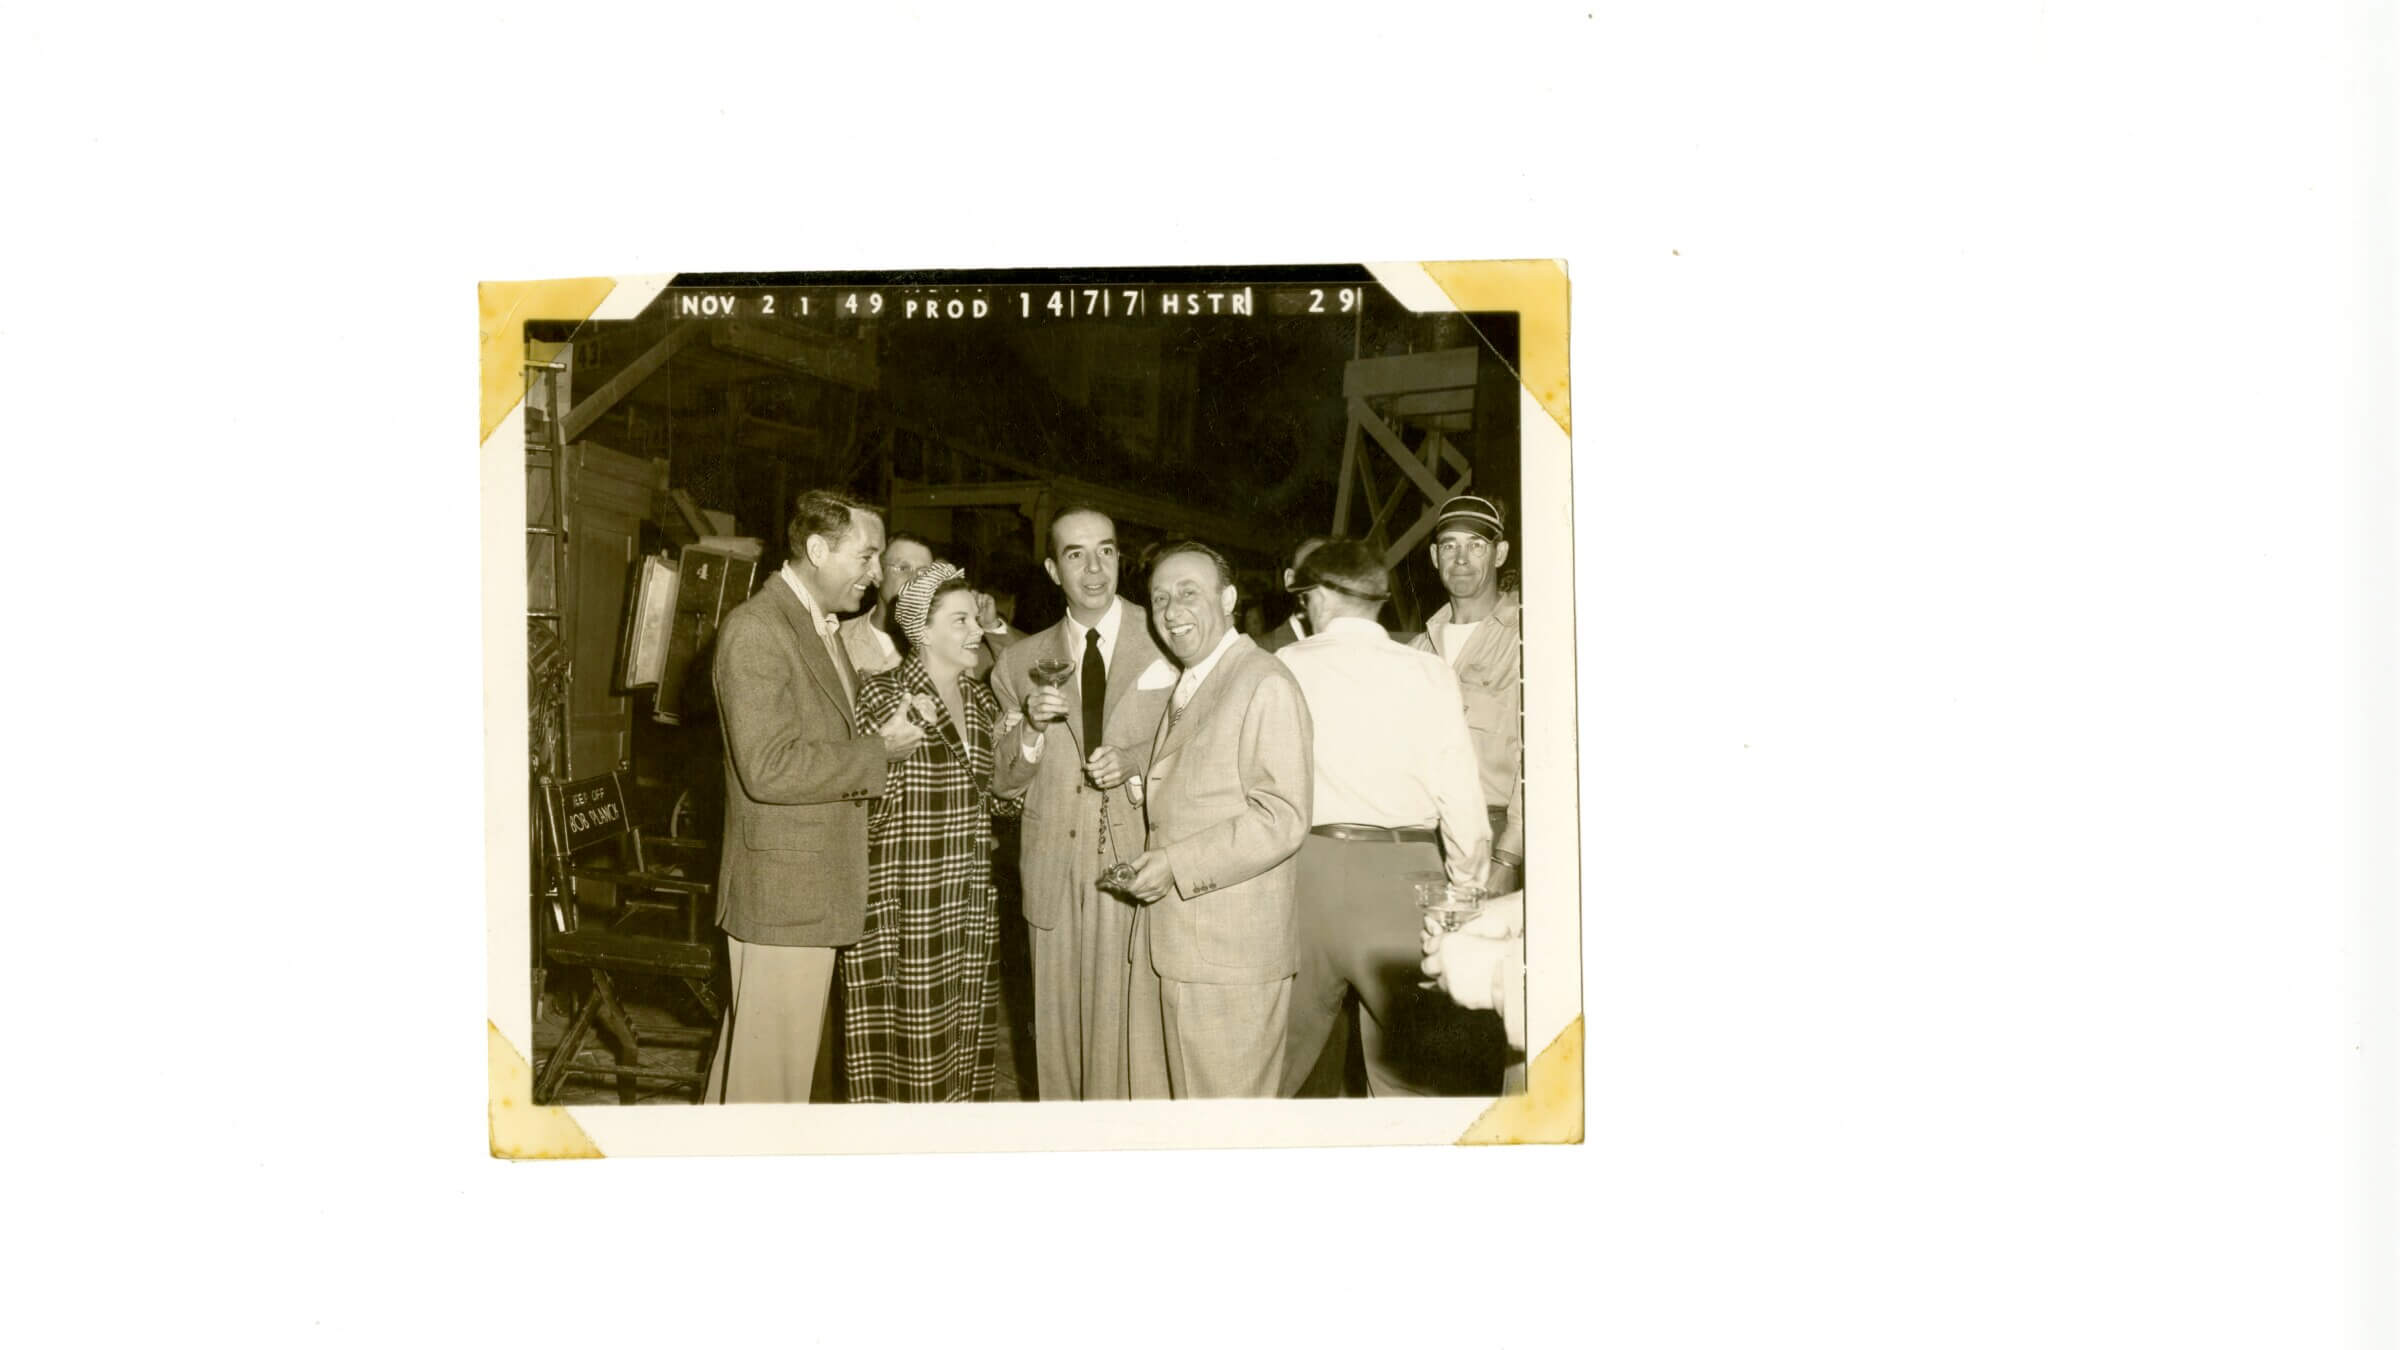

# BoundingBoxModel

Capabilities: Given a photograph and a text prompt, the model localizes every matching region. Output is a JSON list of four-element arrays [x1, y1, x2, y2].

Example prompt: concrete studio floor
[[531, 816, 1395, 1106], [533, 850, 1041, 1107]]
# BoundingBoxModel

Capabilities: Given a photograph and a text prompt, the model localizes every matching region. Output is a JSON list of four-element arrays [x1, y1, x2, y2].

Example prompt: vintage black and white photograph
[[485, 263, 1580, 1152]]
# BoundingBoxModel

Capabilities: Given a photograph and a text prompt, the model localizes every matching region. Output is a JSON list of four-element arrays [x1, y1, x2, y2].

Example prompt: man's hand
[[1023, 686, 1069, 729], [975, 591, 1005, 632], [1419, 925, 1512, 1011], [1125, 849, 1176, 904], [1462, 890, 1525, 940], [878, 706, 925, 762], [1084, 744, 1133, 790], [1485, 860, 1521, 897]]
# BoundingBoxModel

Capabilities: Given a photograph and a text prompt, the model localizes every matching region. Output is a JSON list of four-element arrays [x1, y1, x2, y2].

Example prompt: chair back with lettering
[[539, 772, 634, 915], [533, 770, 720, 1104]]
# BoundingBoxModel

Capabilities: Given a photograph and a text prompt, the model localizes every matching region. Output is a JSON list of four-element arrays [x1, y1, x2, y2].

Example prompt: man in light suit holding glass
[[1119, 539, 1313, 1098]]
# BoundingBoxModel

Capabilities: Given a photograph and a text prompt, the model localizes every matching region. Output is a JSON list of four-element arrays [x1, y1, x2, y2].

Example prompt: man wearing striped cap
[[1412, 494, 1524, 896]]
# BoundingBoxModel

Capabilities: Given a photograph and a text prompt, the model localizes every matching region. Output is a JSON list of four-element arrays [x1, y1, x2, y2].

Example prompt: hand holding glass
[[1418, 879, 1487, 933]]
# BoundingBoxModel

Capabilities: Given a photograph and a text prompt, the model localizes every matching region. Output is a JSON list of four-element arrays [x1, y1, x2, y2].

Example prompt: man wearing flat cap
[[1276, 540, 1493, 1096], [1412, 494, 1525, 897]]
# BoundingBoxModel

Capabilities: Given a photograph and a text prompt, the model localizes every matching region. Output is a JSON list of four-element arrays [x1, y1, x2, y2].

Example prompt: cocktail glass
[[1026, 657, 1081, 755], [1422, 880, 1488, 933]]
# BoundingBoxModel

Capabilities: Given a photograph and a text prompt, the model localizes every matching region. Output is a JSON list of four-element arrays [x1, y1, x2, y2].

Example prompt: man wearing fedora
[[1413, 494, 1524, 897], [1275, 540, 1492, 1096]]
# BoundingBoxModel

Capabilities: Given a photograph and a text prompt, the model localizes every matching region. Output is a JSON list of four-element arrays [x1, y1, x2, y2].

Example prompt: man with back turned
[[1275, 540, 1492, 1096]]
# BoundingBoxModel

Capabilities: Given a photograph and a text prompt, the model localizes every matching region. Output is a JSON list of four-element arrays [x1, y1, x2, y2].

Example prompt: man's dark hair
[[1046, 501, 1116, 558], [787, 488, 876, 560], [884, 529, 934, 560], [1293, 539, 1390, 605], [1146, 538, 1235, 591]]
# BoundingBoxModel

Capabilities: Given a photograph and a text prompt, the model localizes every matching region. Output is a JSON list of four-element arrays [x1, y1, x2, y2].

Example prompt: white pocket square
[[1134, 657, 1176, 691]]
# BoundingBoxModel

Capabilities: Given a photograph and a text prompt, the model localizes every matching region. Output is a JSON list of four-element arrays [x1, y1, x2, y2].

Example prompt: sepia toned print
[[485, 262, 1579, 1155]]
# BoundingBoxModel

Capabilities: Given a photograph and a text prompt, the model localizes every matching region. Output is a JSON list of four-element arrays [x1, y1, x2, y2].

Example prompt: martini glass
[[1030, 655, 1137, 892], [1026, 657, 1081, 756]]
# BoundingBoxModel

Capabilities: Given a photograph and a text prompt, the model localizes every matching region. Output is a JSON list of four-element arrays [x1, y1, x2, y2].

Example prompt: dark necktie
[[1082, 627, 1106, 749]]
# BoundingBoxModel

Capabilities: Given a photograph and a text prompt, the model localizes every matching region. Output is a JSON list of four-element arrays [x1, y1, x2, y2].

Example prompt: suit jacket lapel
[[1153, 636, 1249, 764], [1101, 601, 1152, 730]]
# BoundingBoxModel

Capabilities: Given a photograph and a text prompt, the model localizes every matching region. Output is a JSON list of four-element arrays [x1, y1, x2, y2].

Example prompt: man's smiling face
[[1044, 509, 1120, 624], [1149, 549, 1232, 668]]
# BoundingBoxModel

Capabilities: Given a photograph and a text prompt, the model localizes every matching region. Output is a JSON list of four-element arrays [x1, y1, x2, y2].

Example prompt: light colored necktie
[[817, 613, 856, 705]]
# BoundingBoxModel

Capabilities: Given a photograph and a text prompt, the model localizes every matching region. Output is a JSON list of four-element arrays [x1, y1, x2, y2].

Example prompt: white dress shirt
[[779, 562, 836, 632], [1172, 628, 1243, 713], [1020, 598, 1126, 764], [1065, 597, 1124, 676], [1276, 616, 1489, 881], [777, 562, 854, 696]]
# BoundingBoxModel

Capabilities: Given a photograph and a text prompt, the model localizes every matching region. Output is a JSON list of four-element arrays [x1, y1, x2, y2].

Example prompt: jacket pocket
[[752, 859, 831, 927], [1195, 889, 1287, 970], [746, 813, 828, 853]]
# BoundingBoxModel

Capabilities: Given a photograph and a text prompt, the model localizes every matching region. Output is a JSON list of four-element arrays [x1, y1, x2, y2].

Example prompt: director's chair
[[533, 770, 721, 1104]]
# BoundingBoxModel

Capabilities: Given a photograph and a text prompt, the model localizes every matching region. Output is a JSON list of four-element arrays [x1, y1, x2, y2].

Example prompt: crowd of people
[[699, 484, 1528, 1104]]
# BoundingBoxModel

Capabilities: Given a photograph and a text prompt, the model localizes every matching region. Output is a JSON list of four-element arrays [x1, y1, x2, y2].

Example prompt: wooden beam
[[1383, 496, 1455, 568], [890, 473, 1278, 559], [869, 415, 1280, 557], [1341, 347, 1478, 401], [1355, 445, 1387, 545], [742, 411, 819, 438], [1332, 412, 1360, 535], [1028, 486, 1055, 558], [1049, 475, 1282, 558], [890, 480, 1045, 510], [561, 323, 702, 443], [712, 321, 879, 390], [1432, 432, 1471, 480], [1366, 456, 1417, 544], [1349, 397, 1451, 507], [1392, 388, 1476, 419]]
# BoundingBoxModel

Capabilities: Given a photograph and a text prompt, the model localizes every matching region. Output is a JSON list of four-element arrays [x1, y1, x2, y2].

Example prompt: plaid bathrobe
[[842, 656, 1021, 1102]]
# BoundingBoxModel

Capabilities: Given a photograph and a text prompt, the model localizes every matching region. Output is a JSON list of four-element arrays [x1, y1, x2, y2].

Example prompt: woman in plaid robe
[[843, 565, 1022, 1102]]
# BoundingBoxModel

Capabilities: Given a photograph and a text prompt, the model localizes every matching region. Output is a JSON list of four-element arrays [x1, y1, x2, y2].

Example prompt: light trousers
[[703, 936, 835, 1104]]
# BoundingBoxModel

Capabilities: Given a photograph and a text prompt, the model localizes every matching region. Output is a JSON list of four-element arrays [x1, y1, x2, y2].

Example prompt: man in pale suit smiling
[[1121, 539, 1313, 1098], [990, 507, 1170, 1101]]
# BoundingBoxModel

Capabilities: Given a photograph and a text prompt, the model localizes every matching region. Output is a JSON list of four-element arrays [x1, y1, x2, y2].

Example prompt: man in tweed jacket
[[1121, 540, 1313, 1098], [703, 489, 923, 1104]]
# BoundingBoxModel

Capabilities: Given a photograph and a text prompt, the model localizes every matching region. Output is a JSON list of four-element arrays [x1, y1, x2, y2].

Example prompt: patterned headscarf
[[893, 560, 966, 645]]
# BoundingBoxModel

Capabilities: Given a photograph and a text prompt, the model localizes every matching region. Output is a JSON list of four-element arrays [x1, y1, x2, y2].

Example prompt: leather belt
[[1310, 823, 1439, 845]]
